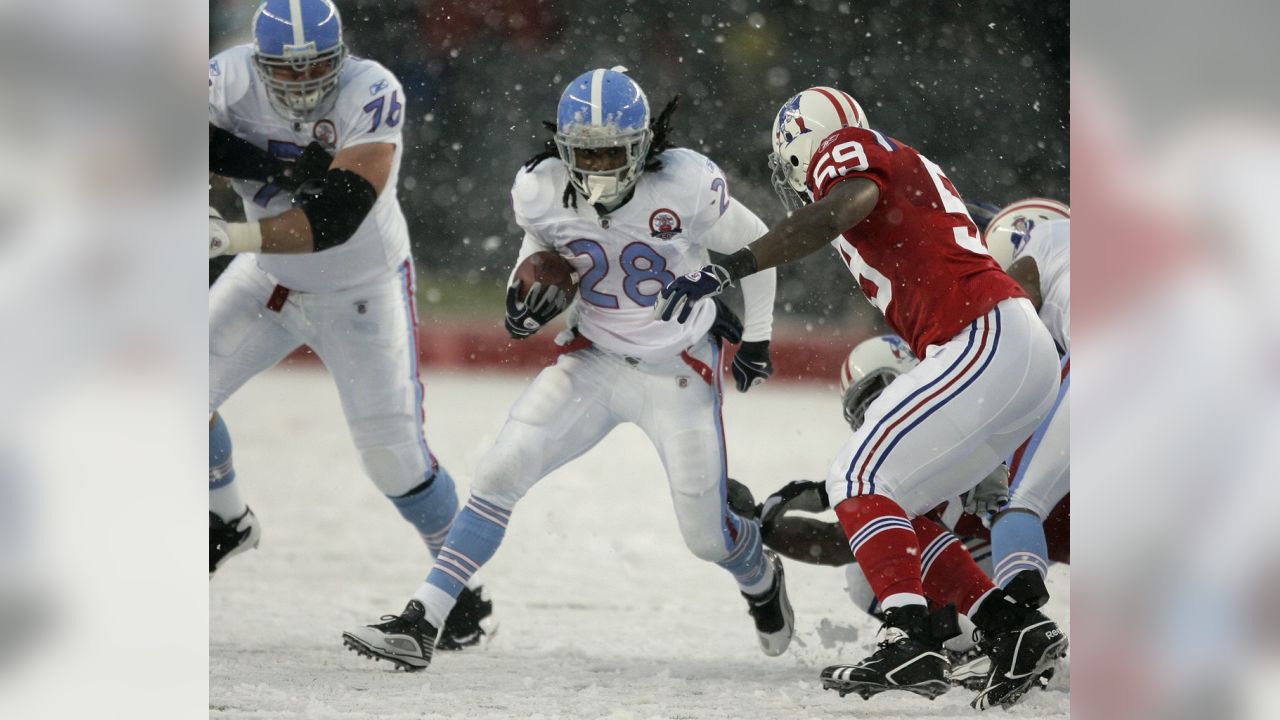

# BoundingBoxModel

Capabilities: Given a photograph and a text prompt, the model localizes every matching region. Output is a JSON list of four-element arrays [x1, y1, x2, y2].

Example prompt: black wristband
[[720, 247, 759, 282]]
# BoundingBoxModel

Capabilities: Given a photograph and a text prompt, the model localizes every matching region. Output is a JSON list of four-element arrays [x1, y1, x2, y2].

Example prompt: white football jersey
[[511, 148, 771, 361], [209, 45, 410, 293], [1014, 218, 1070, 351]]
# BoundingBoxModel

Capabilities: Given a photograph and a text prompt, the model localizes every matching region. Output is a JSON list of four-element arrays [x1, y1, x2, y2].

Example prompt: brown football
[[514, 251, 578, 303]]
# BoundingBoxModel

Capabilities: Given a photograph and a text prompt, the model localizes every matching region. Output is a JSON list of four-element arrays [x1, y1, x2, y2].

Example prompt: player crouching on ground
[[727, 334, 1071, 698], [343, 67, 789, 671], [655, 87, 1066, 709], [207, 0, 489, 649]]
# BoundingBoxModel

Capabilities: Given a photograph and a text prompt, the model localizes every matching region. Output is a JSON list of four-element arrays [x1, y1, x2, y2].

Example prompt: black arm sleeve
[[209, 124, 281, 182], [297, 168, 378, 252]]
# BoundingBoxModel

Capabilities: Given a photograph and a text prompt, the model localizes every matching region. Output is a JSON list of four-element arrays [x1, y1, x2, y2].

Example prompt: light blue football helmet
[[252, 0, 346, 120], [555, 67, 652, 206]]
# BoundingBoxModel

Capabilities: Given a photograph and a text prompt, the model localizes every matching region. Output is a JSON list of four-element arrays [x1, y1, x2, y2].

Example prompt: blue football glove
[[504, 281, 568, 339], [731, 340, 773, 392], [654, 264, 731, 323]]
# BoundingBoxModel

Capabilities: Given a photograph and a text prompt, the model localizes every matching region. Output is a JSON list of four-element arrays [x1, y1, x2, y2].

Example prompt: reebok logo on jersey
[[370, 79, 388, 95]]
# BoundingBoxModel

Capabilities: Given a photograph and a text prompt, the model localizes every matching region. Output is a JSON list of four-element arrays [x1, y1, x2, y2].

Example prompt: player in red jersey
[[656, 87, 1065, 709]]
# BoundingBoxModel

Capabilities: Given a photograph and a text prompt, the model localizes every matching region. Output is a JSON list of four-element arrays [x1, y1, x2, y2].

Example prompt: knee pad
[[683, 520, 733, 563], [350, 414, 431, 496], [470, 421, 550, 509]]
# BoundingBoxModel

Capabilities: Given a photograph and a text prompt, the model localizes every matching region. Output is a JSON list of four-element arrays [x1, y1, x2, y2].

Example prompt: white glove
[[962, 464, 1010, 516], [209, 206, 230, 258]]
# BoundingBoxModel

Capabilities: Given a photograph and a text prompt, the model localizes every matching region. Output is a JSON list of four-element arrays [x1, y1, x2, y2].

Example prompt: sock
[[717, 513, 774, 596], [413, 494, 511, 627], [991, 508, 1050, 588], [388, 463, 459, 556], [209, 414, 246, 521], [913, 515, 994, 615], [834, 494, 925, 609]]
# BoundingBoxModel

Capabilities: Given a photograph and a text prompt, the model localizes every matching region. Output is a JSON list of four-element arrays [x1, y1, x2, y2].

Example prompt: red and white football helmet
[[768, 87, 868, 213], [984, 198, 1070, 270], [839, 335, 918, 431]]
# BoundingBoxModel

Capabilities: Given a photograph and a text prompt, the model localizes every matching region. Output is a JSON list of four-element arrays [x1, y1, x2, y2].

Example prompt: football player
[[207, 0, 489, 649], [983, 201, 1071, 594], [342, 67, 787, 671], [656, 87, 1066, 708], [728, 334, 1071, 691]]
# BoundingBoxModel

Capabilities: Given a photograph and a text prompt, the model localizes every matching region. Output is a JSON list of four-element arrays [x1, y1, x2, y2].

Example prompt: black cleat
[[969, 579, 1068, 710], [209, 507, 260, 576], [437, 585, 493, 651], [821, 605, 954, 701], [342, 600, 438, 671], [947, 644, 993, 690], [741, 550, 794, 656]]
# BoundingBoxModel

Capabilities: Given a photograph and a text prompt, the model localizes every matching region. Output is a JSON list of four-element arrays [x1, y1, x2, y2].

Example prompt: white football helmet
[[984, 198, 1070, 270], [839, 335, 919, 431], [768, 87, 869, 213]]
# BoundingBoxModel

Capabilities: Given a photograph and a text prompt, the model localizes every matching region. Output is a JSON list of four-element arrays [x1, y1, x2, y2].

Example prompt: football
[[514, 250, 578, 303]]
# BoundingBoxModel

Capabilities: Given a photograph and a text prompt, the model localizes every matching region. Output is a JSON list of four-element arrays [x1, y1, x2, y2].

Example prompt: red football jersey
[[807, 127, 1026, 358]]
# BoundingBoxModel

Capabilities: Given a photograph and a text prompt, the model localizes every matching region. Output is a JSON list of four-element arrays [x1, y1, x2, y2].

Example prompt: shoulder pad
[[511, 160, 567, 225]]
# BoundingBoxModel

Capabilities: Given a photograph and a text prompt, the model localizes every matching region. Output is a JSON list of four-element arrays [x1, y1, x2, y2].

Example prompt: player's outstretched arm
[[763, 516, 854, 567], [1006, 256, 1043, 311], [655, 178, 878, 323], [209, 142, 393, 257]]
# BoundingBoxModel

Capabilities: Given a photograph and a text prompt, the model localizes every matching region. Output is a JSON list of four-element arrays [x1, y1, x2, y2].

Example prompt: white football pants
[[209, 255, 435, 497], [471, 336, 740, 564], [824, 298, 1060, 516]]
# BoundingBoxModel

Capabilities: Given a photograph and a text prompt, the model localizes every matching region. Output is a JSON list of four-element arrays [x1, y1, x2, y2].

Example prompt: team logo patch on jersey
[[649, 208, 683, 239], [313, 119, 338, 149], [209, 59, 221, 76], [370, 79, 388, 96]]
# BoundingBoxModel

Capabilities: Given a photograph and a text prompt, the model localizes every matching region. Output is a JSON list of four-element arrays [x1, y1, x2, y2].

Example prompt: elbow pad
[[297, 168, 377, 252]]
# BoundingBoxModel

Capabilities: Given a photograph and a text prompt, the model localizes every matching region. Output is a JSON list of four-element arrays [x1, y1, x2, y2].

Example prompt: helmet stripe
[[590, 68, 606, 126], [837, 90, 862, 125], [988, 199, 1070, 230], [812, 87, 849, 126], [288, 0, 306, 47]]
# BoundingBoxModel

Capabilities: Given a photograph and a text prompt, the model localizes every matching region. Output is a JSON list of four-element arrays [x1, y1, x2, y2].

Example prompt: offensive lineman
[[656, 87, 1066, 709], [342, 67, 790, 670], [207, 0, 489, 648]]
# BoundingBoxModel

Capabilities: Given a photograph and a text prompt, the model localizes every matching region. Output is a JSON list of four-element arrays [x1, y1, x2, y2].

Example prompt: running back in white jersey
[[511, 148, 767, 360], [209, 45, 410, 293], [1014, 218, 1070, 351]]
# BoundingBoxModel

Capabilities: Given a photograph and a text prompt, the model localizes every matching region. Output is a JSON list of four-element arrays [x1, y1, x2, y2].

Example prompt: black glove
[[725, 478, 759, 519], [759, 480, 829, 528], [708, 297, 743, 345], [278, 141, 334, 194], [504, 281, 568, 339], [732, 340, 773, 392]]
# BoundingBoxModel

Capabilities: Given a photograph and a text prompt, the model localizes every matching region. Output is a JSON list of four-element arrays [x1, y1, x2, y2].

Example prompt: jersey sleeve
[[806, 127, 897, 201], [336, 64, 405, 150], [208, 47, 249, 128], [696, 163, 776, 342]]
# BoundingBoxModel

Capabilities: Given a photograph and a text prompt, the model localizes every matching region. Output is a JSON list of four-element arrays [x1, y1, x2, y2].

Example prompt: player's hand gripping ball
[[505, 251, 578, 339]]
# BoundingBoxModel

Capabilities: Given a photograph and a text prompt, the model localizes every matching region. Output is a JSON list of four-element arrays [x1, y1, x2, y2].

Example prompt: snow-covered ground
[[211, 367, 1069, 719]]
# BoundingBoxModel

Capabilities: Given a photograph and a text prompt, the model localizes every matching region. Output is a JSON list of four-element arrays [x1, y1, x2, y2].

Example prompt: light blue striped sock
[[388, 464, 459, 556], [991, 509, 1050, 587], [718, 515, 774, 595], [414, 495, 511, 626], [209, 415, 246, 520]]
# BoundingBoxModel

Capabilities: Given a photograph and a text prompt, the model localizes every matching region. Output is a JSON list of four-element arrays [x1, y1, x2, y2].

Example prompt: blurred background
[[210, 0, 1068, 336]]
